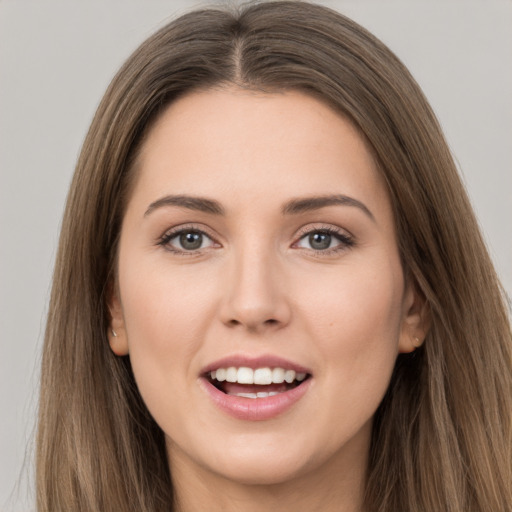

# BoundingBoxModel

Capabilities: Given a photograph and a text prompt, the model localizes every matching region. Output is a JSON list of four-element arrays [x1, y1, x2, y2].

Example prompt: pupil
[[309, 232, 331, 250], [180, 232, 202, 250]]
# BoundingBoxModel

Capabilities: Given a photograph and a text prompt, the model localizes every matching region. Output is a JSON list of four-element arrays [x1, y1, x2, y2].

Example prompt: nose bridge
[[220, 237, 290, 331]]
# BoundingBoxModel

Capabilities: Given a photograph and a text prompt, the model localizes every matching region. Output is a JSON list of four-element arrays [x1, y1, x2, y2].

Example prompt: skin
[[109, 88, 425, 512]]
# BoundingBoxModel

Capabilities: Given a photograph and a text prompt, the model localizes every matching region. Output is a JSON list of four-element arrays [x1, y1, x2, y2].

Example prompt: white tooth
[[236, 392, 258, 399], [254, 367, 272, 385], [237, 367, 254, 384], [256, 392, 270, 398], [269, 391, 280, 396], [296, 372, 306, 382], [271, 367, 285, 383], [216, 368, 227, 382], [210, 370, 216, 380], [284, 370, 296, 383], [226, 367, 237, 382]]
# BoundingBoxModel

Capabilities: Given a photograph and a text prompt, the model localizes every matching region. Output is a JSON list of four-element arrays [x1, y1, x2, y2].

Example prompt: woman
[[36, 2, 512, 511]]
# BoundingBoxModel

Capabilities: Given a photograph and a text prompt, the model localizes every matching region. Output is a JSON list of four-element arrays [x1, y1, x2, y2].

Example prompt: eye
[[294, 227, 354, 253], [159, 228, 217, 253]]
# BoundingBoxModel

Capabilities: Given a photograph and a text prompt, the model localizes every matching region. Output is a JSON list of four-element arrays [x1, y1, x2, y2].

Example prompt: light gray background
[[1, 1, 511, 510]]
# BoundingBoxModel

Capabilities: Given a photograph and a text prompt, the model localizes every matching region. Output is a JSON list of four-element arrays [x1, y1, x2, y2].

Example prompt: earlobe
[[398, 279, 430, 354], [107, 284, 129, 356], [108, 327, 129, 356]]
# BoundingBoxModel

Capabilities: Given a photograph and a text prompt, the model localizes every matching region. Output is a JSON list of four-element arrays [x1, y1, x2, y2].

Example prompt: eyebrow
[[144, 195, 225, 217], [282, 194, 375, 221], [144, 193, 374, 221]]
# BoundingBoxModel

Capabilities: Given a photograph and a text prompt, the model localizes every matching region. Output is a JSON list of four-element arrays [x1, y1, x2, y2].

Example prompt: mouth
[[206, 366, 311, 399], [200, 356, 312, 420]]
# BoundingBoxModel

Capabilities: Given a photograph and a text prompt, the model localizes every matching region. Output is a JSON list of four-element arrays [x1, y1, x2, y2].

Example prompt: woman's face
[[110, 88, 422, 487]]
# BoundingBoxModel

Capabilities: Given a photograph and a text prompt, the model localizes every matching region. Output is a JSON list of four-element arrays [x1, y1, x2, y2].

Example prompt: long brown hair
[[37, 2, 512, 510]]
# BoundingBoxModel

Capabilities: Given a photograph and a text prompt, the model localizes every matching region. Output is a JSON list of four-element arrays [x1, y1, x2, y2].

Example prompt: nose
[[218, 244, 291, 333]]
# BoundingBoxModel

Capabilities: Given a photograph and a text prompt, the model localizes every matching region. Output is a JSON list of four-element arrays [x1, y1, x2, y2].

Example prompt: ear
[[107, 282, 129, 356], [398, 278, 430, 354]]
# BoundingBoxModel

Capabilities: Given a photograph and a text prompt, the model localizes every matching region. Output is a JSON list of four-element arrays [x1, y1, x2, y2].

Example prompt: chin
[[168, 430, 319, 487], [207, 452, 313, 486]]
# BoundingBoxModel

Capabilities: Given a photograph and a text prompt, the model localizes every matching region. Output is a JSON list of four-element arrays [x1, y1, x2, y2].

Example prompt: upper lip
[[201, 354, 312, 376]]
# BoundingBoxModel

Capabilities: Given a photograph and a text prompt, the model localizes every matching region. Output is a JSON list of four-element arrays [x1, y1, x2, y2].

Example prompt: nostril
[[225, 317, 280, 329]]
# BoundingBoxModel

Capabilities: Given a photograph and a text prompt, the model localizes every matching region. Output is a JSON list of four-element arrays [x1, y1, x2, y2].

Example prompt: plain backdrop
[[1, 1, 511, 510]]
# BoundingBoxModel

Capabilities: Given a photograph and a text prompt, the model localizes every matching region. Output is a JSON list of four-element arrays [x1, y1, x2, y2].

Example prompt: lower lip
[[200, 378, 312, 421]]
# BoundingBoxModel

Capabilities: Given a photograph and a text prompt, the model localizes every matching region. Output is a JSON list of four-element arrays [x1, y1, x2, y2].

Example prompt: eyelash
[[293, 224, 355, 255], [157, 224, 355, 256], [157, 224, 218, 256]]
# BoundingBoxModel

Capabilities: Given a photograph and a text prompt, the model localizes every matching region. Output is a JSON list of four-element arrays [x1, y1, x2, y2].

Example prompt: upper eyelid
[[293, 223, 353, 239], [159, 223, 218, 241]]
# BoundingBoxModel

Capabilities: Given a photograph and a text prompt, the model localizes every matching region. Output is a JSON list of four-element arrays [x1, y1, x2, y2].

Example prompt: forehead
[[130, 87, 391, 219]]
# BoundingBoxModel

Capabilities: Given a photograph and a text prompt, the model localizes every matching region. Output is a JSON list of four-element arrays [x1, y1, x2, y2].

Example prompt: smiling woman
[[109, 89, 416, 497], [36, 2, 512, 512]]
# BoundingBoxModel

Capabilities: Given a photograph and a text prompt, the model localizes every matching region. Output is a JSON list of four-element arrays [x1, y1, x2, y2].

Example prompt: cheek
[[307, 254, 404, 342], [117, 258, 219, 402], [120, 254, 217, 338], [298, 256, 404, 403]]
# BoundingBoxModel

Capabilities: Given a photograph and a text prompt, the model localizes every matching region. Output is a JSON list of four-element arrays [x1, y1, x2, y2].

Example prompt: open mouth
[[206, 366, 311, 399]]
